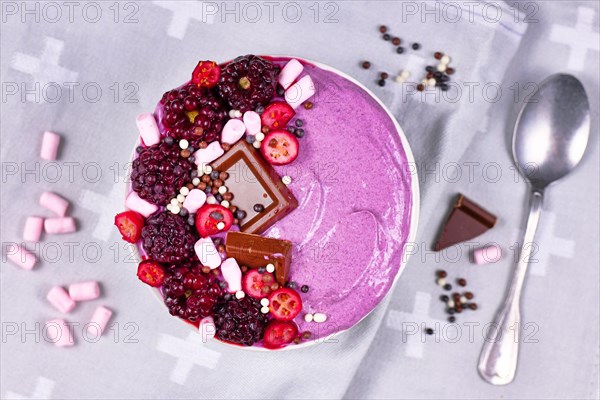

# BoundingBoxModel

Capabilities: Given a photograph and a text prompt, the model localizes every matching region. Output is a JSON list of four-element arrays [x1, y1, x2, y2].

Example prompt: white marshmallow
[[193, 141, 224, 166], [125, 191, 158, 218], [221, 258, 242, 293], [198, 316, 216, 341], [182, 189, 207, 214], [136, 113, 161, 146], [284, 75, 316, 109], [243, 111, 262, 136], [220, 118, 246, 145], [194, 237, 221, 269], [278, 59, 304, 90]]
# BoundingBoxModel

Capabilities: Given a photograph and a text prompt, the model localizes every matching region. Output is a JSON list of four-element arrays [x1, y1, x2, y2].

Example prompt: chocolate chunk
[[211, 141, 298, 234], [434, 194, 497, 251], [225, 231, 293, 286]]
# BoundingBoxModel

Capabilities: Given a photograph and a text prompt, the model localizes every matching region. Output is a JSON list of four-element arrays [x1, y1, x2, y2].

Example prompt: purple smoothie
[[263, 58, 413, 340], [141, 56, 413, 345]]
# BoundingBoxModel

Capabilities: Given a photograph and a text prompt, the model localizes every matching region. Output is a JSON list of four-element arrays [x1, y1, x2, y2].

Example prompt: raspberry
[[214, 296, 268, 346], [160, 84, 228, 146], [217, 55, 278, 112], [162, 261, 223, 322], [130, 140, 194, 206], [141, 212, 198, 264]]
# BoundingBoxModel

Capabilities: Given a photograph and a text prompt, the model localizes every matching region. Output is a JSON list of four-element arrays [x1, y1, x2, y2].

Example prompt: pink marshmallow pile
[[4, 130, 114, 348], [45, 282, 112, 347]]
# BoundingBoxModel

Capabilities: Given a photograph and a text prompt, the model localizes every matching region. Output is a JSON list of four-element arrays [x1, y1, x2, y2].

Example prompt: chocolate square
[[211, 140, 298, 234], [225, 231, 293, 285]]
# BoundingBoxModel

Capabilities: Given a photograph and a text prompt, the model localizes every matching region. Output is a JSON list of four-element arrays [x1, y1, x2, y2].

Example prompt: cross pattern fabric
[[1, 1, 598, 399]]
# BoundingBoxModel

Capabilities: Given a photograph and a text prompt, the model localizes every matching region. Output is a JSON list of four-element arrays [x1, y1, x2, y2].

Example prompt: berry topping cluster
[[115, 55, 319, 349]]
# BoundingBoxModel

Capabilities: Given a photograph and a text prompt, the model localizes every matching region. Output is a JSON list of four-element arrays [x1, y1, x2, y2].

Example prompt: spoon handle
[[477, 190, 543, 385]]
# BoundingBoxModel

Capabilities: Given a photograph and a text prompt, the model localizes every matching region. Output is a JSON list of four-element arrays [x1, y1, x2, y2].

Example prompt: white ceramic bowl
[[126, 56, 420, 351]]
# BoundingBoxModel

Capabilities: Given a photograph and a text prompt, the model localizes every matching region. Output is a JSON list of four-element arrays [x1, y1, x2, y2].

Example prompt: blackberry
[[160, 84, 228, 146], [141, 212, 198, 264], [214, 296, 268, 346], [130, 140, 193, 206], [217, 55, 278, 112], [161, 261, 223, 322]]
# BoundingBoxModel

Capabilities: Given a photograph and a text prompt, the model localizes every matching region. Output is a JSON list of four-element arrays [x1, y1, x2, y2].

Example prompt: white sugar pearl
[[266, 263, 275, 273], [420, 79, 428, 86], [218, 186, 227, 194], [170, 198, 179, 206], [400, 69, 410, 79], [395, 76, 406, 84], [255, 132, 265, 142], [437, 63, 447, 72], [234, 110, 242, 118], [192, 177, 200, 186], [180, 187, 190, 196], [203, 165, 213, 174], [460, 296, 468, 304], [260, 298, 269, 307], [313, 313, 327, 323], [220, 200, 230, 208], [206, 196, 216, 205], [282, 176, 292, 185], [447, 299, 455, 308], [260, 306, 270, 314], [427, 78, 436, 87], [436, 278, 446, 286], [170, 205, 181, 214], [177, 194, 185, 203], [235, 291, 245, 299], [216, 222, 225, 230], [441, 55, 450, 65], [304, 313, 314, 323], [252, 141, 261, 149], [166, 203, 173, 211], [228, 109, 238, 118], [179, 139, 189, 150]]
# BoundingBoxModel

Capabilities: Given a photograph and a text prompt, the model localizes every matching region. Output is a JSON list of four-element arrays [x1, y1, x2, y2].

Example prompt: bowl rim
[[125, 55, 420, 351]]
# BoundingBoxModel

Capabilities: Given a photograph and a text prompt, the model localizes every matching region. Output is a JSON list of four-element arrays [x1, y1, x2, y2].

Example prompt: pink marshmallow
[[193, 141, 224, 166], [125, 191, 158, 218], [473, 244, 503, 265], [45, 319, 74, 347], [40, 131, 61, 160], [198, 316, 216, 341], [5, 243, 36, 270], [136, 113, 161, 146], [44, 217, 76, 234], [46, 286, 76, 313], [194, 238, 221, 269], [39, 191, 69, 217], [182, 189, 207, 214], [278, 59, 304, 90], [23, 216, 44, 242], [285, 75, 316, 109], [243, 111, 261, 136], [68, 281, 100, 301], [221, 258, 242, 293], [220, 119, 246, 145], [87, 306, 112, 336]]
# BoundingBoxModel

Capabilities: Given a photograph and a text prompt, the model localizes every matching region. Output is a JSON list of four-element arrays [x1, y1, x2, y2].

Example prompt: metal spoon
[[478, 74, 591, 385]]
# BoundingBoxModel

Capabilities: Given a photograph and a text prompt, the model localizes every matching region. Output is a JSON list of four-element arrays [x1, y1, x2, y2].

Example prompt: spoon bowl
[[513, 74, 591, 190], [478, 73, 591, 385]]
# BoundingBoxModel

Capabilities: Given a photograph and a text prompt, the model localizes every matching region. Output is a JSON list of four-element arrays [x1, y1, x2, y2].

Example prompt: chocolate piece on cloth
[[211, 140, 298, 235], [225, 231, 292, 286], [434, 194, 497, 251]]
